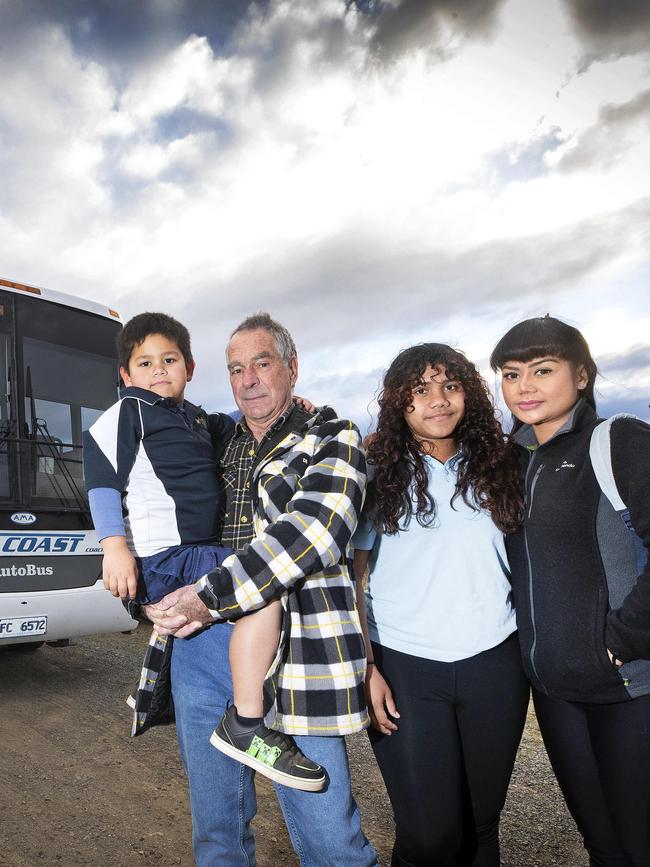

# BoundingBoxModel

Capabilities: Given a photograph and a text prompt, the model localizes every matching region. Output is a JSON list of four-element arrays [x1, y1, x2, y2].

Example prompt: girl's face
[[500, 356, 587, 443], [404, 364, 465, 459]]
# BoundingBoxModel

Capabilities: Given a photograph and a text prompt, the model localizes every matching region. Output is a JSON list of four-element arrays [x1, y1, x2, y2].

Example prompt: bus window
[[17, 297, 120, 511], [23, 338, 118, 506], [0, 331, 12, 499]]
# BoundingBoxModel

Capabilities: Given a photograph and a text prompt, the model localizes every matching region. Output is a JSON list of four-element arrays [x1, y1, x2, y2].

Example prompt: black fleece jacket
[[506, 400, 650, 703]]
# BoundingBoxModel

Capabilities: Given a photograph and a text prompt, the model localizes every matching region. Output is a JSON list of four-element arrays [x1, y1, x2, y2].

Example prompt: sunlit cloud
[[0, 0, 648, 424]]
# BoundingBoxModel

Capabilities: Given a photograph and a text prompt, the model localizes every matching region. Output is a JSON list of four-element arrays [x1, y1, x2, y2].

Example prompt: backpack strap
[[589, 413, 639, 513]]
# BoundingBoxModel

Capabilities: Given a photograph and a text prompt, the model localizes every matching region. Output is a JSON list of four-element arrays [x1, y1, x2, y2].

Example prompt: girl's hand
[[366, 664, 400, 735]]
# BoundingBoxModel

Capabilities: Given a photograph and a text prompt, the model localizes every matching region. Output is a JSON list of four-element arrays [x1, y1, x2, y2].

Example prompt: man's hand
[[144, 585, 216, 638], [101, 536, 139, 599]]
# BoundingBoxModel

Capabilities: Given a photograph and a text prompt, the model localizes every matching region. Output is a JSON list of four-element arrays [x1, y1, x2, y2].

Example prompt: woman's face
[[500, 356, 587, 443], [404, 364, 465, 457]]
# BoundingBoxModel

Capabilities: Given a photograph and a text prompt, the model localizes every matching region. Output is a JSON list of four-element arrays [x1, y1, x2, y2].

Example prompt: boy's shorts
[[136, 543, 234, 605]]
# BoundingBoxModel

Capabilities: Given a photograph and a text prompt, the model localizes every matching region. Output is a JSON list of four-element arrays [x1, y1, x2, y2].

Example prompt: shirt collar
[[423, 451, 462, 471], [234, 406, 293, 442]]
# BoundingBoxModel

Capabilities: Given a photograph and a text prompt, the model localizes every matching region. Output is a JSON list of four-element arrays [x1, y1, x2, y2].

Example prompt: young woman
[[490, 315, 650, 867], [353, 343, 529, 867]]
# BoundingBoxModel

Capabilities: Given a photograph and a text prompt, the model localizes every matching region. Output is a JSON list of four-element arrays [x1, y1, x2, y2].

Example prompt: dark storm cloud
[[557, 90, 650, 173], [563, 0, 650, 61], [166, 196, 650, 361], [597, 344, 650, 376], [0, 1, 266, 72], [597, 391, 650, 420], [359, 0, 507, 60]]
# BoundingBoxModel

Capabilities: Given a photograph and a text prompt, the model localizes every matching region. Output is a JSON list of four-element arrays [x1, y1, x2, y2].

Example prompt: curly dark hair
[[367, 343, 523, 535]]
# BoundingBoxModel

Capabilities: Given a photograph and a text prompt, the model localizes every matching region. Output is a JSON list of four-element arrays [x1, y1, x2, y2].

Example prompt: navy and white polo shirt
[[83, 387, 233, 557]]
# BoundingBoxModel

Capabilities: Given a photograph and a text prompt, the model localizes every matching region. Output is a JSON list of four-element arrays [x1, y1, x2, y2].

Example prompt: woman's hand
[[366, 664, 400, 735], [607, 648, 624, 668]]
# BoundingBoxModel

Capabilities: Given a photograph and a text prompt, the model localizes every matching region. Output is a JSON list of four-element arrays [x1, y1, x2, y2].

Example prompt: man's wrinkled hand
[[145, 585, 215, 638]]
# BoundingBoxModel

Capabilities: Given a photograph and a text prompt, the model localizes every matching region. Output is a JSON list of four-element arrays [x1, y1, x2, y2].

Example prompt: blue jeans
[[171, 621, 378, 867]]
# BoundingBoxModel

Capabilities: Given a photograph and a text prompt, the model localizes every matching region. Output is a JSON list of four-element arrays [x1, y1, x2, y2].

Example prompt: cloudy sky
[[1, 0, 649, 426]]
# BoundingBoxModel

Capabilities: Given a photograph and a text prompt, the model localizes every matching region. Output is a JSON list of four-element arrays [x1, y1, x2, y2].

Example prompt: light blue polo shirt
[[353, 454, 516, 662]]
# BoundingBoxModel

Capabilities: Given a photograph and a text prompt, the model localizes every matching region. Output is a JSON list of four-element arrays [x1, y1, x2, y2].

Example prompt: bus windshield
[[7, 292, 121, 511]]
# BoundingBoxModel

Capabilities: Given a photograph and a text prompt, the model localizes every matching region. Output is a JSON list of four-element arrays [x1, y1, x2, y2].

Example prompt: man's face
[[120, 333, 194, 405], [227, 328, 297, 431]]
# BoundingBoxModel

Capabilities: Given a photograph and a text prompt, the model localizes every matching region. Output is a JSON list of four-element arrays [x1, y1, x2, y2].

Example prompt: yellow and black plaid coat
[[196, 407, 370, 737]]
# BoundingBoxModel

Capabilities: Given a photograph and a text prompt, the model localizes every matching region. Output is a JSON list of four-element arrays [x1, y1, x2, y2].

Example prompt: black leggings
[[533, 689, 650, 867], [369, 634, 529, 867]]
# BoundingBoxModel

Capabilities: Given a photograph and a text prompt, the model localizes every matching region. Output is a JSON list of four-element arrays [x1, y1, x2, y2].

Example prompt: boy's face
[[120, 333, 194, 404]]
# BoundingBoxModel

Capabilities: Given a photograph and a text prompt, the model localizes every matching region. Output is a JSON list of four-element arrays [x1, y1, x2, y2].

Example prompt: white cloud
[[0, 0, 648, 424]]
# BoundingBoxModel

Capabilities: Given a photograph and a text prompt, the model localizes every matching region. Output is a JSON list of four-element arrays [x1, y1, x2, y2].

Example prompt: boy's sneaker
[[210, 705, 326, 792]]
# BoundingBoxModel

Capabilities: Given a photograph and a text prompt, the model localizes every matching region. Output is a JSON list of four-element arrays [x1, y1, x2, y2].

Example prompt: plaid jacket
[[196, 406, 369, 736]]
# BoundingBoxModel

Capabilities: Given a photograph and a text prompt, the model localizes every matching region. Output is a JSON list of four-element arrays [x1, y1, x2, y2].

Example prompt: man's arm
[[196, 419, 366, 620]]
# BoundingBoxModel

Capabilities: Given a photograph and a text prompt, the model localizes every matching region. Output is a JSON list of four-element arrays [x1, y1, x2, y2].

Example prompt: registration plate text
[[0, 616, 47, 639]]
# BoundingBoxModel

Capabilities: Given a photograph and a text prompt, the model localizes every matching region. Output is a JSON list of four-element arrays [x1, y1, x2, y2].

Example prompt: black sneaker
[[210, 705, 326, 792]]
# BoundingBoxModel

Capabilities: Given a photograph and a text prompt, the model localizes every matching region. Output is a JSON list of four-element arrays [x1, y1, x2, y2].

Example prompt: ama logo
[[11, 513, 37, 525]]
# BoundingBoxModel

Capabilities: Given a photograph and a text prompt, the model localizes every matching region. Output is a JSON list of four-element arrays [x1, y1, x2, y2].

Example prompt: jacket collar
[[513, 397, 597, 448], [119, 386, 200, 417]]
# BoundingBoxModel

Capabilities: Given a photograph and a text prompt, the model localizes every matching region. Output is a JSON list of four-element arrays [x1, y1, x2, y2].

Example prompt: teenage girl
[[353, 343, 529, 867], [491, 315, 650, 867]]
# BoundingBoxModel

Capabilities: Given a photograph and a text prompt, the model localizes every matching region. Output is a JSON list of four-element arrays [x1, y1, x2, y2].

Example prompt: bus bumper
[[0, 580, 138, 645]]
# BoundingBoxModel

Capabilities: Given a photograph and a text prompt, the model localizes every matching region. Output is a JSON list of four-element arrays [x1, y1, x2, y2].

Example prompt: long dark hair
[[368, 343, 523, 535], [489, 315, 598, 430]]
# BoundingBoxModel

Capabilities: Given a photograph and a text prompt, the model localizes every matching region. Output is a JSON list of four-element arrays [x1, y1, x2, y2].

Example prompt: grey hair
[[229, 312, 297, 365]]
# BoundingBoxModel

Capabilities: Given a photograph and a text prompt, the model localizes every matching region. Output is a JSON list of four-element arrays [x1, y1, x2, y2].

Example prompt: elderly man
[[147, 313, 377, 867]]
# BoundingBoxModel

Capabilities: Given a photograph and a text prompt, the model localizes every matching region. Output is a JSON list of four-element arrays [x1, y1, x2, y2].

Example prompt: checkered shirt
[[197, 405, 370, 737], [218, 412, 291, 548]]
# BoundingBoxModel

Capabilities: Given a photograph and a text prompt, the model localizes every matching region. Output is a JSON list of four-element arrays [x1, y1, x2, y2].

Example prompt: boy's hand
[[101, 536, 139, 600]]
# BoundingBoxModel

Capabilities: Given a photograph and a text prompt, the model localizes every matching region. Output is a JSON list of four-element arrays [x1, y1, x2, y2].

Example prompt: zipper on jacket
[[523, 455, 547, 691]]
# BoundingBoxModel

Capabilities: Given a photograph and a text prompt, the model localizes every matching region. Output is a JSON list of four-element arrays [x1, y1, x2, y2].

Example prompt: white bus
[[0, 278, 137, 648]]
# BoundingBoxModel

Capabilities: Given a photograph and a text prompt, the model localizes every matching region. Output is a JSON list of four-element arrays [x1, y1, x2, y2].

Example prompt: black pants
[[369, 634, 529, 867], [533, 689, 650, 867]]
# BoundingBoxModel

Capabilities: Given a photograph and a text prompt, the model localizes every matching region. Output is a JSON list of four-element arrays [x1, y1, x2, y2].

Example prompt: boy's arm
[[87, 487, 139, 600], [101, 535, 139, 600], [83, 399, 142, 600]]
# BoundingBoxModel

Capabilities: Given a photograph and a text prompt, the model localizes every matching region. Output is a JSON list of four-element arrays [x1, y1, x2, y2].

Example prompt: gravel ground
[[0, 625, 587, 866]]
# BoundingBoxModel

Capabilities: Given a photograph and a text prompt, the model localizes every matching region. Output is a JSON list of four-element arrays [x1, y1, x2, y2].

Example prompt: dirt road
[[0, 626, 587, 866]]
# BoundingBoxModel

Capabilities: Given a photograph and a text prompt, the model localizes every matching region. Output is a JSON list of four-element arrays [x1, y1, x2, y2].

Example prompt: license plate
[[0, 615, 47, 639]]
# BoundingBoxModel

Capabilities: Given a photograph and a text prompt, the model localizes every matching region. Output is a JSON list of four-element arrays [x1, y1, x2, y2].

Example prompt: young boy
[[83, 312, 325, 792]]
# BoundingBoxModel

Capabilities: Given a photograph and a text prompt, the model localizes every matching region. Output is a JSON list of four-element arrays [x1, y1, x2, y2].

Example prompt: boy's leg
[[213, 598, 326, 791], [229, 599, 282, 717], [171, 622, 258, 867]]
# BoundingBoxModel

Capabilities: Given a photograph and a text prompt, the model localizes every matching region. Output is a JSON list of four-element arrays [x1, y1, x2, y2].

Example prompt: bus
[[0, 278, 137, 648]]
